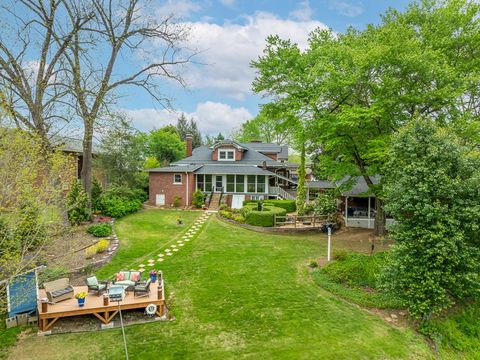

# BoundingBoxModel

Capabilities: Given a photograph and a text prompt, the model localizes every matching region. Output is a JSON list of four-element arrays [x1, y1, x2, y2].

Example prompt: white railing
[[270, 186, 296, 201]]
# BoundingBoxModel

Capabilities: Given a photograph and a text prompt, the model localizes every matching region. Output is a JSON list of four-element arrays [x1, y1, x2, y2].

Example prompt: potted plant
[[75, 292, 88, 307], [149, 270, 157, 283]]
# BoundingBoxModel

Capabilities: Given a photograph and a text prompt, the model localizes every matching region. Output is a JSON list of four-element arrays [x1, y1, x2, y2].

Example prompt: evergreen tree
[[176, 113, 189, 140], [67, 181, 91, 225], [91, 177, 103, 212], [189, 118, 202, 148]]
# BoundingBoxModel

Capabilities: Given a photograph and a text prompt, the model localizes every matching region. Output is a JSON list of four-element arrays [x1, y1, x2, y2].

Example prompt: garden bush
[[321, 251, 388, 288], [243, 205, 286, 227], [67, 181, 91, 225], [87, 223, 112, 237], [38, 267, 69, 287], [219, 210, 234, 220], [99, 195, 142, 218], [192, 189, 205, 208], [85, 239, 109, 258], [243, 199, 296, 212]]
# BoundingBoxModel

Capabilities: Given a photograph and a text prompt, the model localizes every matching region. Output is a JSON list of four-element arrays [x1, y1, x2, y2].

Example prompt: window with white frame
[[173, 173, 182, 184], [218, 149, 235, 161]]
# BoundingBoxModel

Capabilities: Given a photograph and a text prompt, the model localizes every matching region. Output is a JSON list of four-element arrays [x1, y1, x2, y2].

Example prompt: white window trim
[[218, 149, 235, 161], [173, 173, 182, 184]]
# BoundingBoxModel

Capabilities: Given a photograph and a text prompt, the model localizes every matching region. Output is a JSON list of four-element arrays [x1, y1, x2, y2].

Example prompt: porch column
[[368, 196, 371, 229], [345, 196, 348, 227]]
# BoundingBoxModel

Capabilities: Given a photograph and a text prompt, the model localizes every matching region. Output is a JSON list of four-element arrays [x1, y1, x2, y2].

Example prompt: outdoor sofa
[[112, 270, 142, 291], [43, 278, 74, 303]]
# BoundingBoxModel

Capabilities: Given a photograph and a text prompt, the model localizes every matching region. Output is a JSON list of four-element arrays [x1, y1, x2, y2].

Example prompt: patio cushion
[[115, 280, 135, 287], [86, 276, 98, 286], [51, 288, 73, 297]]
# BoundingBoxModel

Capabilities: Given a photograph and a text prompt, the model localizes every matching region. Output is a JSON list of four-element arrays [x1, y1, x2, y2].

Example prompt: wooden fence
[[274, 214, 330, 228]]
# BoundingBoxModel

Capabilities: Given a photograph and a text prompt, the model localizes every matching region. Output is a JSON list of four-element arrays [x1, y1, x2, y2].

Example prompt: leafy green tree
[[147, 126, 185, 164], [233, 111, 290, 144], [381, 118, 480, 320], [252, 0, 480, 234], [96, 119, 147, 190], [67, 181, 91, 225]]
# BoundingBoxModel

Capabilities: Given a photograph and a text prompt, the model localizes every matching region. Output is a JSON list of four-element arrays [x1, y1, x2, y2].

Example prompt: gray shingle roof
[[194, 165, 276, 176], [146, 165, 202, 173], [306, 180, 335, 189]]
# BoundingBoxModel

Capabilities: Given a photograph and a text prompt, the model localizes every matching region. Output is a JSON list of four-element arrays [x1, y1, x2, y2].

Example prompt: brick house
[[147, 136, 301, 209]]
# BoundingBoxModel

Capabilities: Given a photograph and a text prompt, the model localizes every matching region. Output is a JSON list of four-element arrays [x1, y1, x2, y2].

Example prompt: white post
[[327, 226, 332, 262], [368, 196, 371, 229], [344, 196, 348, 227]]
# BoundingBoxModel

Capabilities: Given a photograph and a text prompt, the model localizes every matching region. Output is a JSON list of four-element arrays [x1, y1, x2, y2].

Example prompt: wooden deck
[[37, 280, 165, 332]]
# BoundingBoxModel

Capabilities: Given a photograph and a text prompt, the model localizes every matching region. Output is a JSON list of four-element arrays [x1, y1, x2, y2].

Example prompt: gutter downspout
[[186, 172, 189, 208]]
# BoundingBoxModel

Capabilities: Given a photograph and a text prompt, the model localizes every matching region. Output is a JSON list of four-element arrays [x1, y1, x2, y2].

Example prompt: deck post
[[368, 196, 371, 229], [345, 196, 348, 227]]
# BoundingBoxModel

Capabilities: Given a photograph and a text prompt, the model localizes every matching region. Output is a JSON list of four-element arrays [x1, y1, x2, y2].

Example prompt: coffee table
[[108, 285, 127, 302]]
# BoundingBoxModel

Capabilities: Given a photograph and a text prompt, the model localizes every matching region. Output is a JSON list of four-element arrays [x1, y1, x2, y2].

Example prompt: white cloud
[[289, 1, 313, 21], [123, 101, 252, 135], [181, 12, 328, 100], [328, 1, 363, 17], [156, 0, 203, 18]]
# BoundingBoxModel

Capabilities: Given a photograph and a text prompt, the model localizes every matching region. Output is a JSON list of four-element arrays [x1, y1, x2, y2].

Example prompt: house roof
[[306, 180, 335, 189], [212, 139, 247, 150], [50, 135, 100, 154], [173, 142, 281, 166], [146, 165, 202, 173], [240, 142, 289, 160], [339, 176, 380, 196], [194, 165, 276, 176]]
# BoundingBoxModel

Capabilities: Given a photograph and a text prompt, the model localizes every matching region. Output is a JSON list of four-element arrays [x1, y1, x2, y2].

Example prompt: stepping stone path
[[136, 213, 210, 268]]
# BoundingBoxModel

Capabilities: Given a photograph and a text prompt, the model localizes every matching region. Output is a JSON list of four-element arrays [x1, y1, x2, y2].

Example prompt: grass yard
[[7, 210, 431, 359]]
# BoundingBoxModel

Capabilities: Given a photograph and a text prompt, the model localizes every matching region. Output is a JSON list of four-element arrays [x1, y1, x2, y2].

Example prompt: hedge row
[[242, 204, 287, 227], [243, 199, 296, 213]]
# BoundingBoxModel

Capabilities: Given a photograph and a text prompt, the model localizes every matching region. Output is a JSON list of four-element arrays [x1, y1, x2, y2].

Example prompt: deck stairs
[[208, 193, 222, 211], [270, 186, 296, 201]]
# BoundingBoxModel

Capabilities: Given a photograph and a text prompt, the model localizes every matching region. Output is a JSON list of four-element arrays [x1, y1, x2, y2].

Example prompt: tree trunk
[[81, 120, 94, 202], [374, 197, 386, 236]]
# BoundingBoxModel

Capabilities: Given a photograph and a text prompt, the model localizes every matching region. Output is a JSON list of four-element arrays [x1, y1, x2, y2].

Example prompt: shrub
[[87, 223, 112, 237], [103, 186, 147, 202], [321, 252, 388, 288], [173, 196, 180, 208], [233, 214, 245, 223], [308, 260, 318, 268], [314, 191, 338, 217], [244, 206, 287, 227], [99, 195, 142, 218], [243, 200, 296, 212], [85, 239, 110, 258], [38, 267, 69, 287], [96, 239, 109, 253], [219, 210, 234, 220], [219, 203, 230, 211], [192, 189, 205, 208], [91, 177, 103, 212], [299, 204, 314, 216], [67, 181, 91, 225]]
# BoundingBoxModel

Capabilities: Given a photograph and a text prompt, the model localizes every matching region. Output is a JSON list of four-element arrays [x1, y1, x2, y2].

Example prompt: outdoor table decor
[[75, 292, 88, 307]]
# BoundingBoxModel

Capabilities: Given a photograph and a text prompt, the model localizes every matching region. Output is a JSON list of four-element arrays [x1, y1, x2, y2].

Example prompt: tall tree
[[252, 0, 480, 234], [176, 113, 202, 148], [381, 118, 480, 320], [233, 111, 291, 144], [147, 126, 184, 165], [0, 0, 91, 144], [96, 117, 147, 189], [62, 0, 193, 198]]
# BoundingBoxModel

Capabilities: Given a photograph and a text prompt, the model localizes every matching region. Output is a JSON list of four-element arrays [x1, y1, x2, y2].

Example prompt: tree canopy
[[251, 0, 480, 234]]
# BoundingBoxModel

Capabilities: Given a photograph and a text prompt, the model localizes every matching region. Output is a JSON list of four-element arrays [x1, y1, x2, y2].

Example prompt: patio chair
[[133, 279, 151, 298], [85, 276, 109, 296]]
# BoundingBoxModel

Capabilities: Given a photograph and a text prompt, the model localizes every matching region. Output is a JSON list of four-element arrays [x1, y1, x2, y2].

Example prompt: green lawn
[[8, 210, 431, 359]]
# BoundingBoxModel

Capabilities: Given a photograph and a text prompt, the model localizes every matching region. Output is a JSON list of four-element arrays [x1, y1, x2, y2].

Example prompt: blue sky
[[121, 0, 411, 136]]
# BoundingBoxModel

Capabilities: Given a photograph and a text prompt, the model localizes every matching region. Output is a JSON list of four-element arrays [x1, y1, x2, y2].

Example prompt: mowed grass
[[8, 211, 431, 359]]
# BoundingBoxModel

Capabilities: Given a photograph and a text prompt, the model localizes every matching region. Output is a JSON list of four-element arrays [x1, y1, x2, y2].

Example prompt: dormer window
[[219, 149, 235, 161]]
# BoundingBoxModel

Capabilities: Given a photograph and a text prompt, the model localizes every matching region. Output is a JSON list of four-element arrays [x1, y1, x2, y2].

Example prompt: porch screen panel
[[196, 174, 204, 191], [205, 175, 212, 192], [256, 175, 265, 193], [236, 175, 244, 192], [226, 175, 235, 192], [247, 175, 256, 193]]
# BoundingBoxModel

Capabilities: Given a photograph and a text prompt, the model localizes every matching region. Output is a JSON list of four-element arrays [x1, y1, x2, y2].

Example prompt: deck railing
[[274, 214, 330, 228], [270, 186, 296, 201]]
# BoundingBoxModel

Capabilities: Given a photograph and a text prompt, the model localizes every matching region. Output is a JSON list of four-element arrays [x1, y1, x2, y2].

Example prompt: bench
[[43, 278, 74, 303]]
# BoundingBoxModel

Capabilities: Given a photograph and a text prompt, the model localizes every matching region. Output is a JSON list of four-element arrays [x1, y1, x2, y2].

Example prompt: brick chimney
[[186, 134, 193, 157]]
